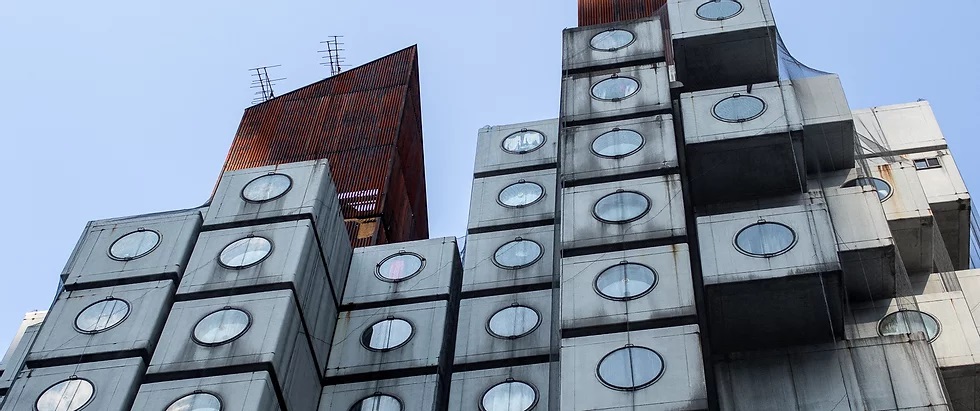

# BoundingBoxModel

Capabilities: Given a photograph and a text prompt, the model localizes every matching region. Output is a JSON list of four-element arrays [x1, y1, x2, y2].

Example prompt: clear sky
[[0, 0, 977, 353]]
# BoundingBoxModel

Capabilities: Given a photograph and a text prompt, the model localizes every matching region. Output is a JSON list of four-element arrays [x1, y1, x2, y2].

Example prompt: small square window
[[914, 158, 942, 170]]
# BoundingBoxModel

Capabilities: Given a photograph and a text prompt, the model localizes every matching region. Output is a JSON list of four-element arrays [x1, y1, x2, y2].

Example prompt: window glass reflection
[[597, 346, 664, 390], [591, 77, 640, 101], [377, 253, 424, 282], [696, 0, 743, 20], [593, 191, 650, 223], [713, 95, 766, 123], [590, 29, 635, 51], [75, 298, 130, 333], [734, 222, 796, 257], [482, 381, 537, 411], [166, 392, 222, 411], [36, 379, 95, 411], [242, 173, 292, 202], [502, 131, 545, 154], [362, 319, 413, 351], [349, 394, 402, 411], [592, 129, 643, 158], [595, 263, 657, 300], [218, 237, 272, 269], [488, 306, 540, 339], [879, 310, 941, 342], [498, 182, 544, 208], [193, 308, 251, 346], [109, 230, 160, 260], [493, 240, 543, 269]]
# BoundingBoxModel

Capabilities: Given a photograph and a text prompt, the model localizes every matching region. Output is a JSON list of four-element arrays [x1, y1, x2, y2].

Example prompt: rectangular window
[[914, 157, 942, 170]]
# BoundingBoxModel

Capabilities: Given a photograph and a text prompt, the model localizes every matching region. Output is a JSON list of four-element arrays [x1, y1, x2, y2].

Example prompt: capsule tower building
[[2, 0, 980, 410]]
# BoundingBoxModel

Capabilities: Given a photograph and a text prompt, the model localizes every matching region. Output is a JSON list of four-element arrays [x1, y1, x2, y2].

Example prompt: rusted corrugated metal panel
[[578, 0, 667, 26], [218, 45, 428, 248]]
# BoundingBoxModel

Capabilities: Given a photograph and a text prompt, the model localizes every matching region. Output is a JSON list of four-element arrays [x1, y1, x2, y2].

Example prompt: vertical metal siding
[[578, 0, 668, 26], [218, 45, 428, 247]]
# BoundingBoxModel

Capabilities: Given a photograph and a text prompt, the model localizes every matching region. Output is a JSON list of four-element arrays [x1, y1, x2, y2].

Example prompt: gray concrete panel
[[821, 187, 899, 301], [682, 82, 802, 145], [716, 336, 950, 410], [855, 101, 948, 157], [147, 290, 320, 411], [699, 203, 844, 351], [26, 281, 173, 365], [561, 63, 671, 124], [846, 291, 980, 371], [61, 209, 202, 289], [178, 220, 336, 369], [681, 82, 806, 204], [667, 0, 778, 90], [320, 375, 438, 411], [448, 363, 549, 411], [461, 226, 555, 294], [561, 175, 686, 251], [0, 312, 45, 395], [205, 159, 352, 290], [560, 326, 707, 410], [467, 169, 556, 232], [326, 301, 446, 377], [0, 357, 144, 411], [698, 203, 839, 284], [345, 237, 460, 306], [956, 269, 980, 321], [793, 74, 855, 172], [908, 149, 971, 270], [454, 290, 551, 365], [562, 17, 665, 72], [561, 115, 678, 184], [560, 244, 695, 330], [474, 119, 558, 176], [132, 372, 281, 411]]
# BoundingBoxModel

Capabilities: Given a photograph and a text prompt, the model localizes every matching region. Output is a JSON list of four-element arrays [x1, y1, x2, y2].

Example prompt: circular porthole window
[[377, 252, 425, 282], [593, 191, 650, 224], [36, 378, 95, 411], [74, 298, 130, 334], [594, 263, 657, 301], [241, 173, 292, 203], [487, 306, 541, 339], [734, 221, 797, 257], [108, 229, 160, 261], [218, 237, 272, 269], [493, 239, 544, 269], [166, 392, 222, 411], [501, 130, 546, 154], [712, 94, 767, 123], [597, 346, 665, 391], [591, 129, 643, 158], [696, 0, 743, 20], [362, 318, 414, 352], [481, 381, 538, 411], [498, 182, 545, 208], [590, 29, 635, 51], [842, 177, 892, 202], [879, 310, 941, 342], [591, 77, 640, 101], [349, 394, 402, 411], [193, 308, 251, 347]]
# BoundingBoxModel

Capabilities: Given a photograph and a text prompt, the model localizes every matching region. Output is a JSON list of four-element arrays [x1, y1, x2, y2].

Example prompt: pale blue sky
[[0, 0, 976, 351]]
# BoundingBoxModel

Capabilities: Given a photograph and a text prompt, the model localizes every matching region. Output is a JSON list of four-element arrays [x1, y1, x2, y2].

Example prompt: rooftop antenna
[[319, 36, 348, 76], [249, 65, 285, 104]]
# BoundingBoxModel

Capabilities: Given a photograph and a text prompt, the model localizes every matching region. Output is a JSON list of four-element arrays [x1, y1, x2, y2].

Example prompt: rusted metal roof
[[220, 45, 428, 247], [578, 0, 667, 26]]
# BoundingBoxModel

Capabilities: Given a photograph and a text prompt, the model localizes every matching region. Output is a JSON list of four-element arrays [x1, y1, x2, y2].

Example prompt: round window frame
[[478, 380, 540, 411], [589, 29, 636, 52], [491, 238, 545, 270], [497, 181, 546, 209], [590, 128, 645, 159], [592, 262, 659, 302], [35, 377, 96, 411], [711, 93, 768, 123], [240, 173, 293, 203], [347, 393, 403, 411], [217, 236, 274, 270], [73, 298, 132, 335], [733, 221, 798, 258], [191, 307, 253, 348], [877, 310, 942, 343], [591, 191, 652, 225], [360, 318, 416, 352], [164, 391, 223, 411], [590, 76, 641, 102], [842, 177, 893, 202], [486, 305, 542, 340], [107, 229, 162, 261], [595, 346, 666, 391], [500, 129, 547, 155], [375, 252, 426, 283], [695, 0, 744, 21]]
